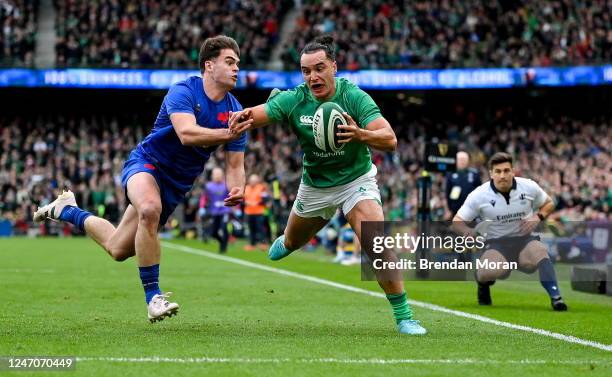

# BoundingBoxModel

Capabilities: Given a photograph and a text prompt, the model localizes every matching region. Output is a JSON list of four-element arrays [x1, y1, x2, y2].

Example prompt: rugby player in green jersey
[[230, 36, 426, 335]]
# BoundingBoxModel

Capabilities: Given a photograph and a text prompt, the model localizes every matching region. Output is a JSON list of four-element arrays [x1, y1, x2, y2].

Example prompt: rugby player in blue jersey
[[33, 36, 252, 322]]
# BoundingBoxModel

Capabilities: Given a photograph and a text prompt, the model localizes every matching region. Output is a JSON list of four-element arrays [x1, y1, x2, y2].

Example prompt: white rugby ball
[[312, 102, 347, 152]]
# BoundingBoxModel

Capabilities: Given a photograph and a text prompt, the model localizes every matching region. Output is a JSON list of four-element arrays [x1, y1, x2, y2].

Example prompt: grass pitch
[[1, 237, 611, 376]]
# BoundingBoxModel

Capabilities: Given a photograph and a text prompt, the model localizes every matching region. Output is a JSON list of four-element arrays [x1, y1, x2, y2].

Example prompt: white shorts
[[292, 165, 382, 220]]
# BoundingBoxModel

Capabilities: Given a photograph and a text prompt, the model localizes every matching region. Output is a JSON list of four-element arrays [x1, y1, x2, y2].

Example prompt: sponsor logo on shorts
[[296, 199, 305, 212]]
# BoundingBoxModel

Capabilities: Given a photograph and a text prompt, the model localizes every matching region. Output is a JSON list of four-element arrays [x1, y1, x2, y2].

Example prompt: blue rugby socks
[[538, 259, 561, 298], [139, 264, 162, 304], [59, 206, 92, 231]]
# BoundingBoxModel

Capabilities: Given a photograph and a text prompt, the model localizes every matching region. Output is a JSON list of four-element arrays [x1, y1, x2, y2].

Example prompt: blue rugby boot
[[268, 235, 293, 261], [397, 319, 427, 335]]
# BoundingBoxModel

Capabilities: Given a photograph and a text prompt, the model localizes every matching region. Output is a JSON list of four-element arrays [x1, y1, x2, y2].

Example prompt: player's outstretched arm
[[336, 114, 397, 152], [224, 151, 246, 207], [228, 104, 272, 132], [171, 112, 252, 147]]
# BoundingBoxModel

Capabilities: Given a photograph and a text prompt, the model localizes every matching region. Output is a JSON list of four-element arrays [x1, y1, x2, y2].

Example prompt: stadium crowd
[[282, 0, 611, 70], [0, 108, 609, 238], [54, 0, 292, 68], [0, 0, 38, 66], [2, 0, 611, 70]]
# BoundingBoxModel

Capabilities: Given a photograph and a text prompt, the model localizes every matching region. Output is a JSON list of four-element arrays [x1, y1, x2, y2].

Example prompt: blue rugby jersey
[[136, 76, 247, 192]]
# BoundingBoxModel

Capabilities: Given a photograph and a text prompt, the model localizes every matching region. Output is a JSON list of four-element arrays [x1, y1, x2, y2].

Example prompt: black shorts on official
[[485, 235, 541, 266]]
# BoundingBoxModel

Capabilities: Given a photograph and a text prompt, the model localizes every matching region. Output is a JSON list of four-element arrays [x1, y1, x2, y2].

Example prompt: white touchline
[[75, 356, 612, 365], [162, 242, 612, 353]]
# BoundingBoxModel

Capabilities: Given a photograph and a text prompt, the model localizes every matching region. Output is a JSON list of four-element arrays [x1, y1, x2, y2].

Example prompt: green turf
[[1, 237, 610, 377]]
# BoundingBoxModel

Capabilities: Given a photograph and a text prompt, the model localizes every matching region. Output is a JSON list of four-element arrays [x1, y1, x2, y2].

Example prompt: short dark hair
[[488, 152, 513, 170], [198, 35, 240, 73], [300, 35, 336, 61]]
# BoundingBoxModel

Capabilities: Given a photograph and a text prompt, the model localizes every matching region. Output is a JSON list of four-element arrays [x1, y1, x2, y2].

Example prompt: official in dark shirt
[[446, 151, 481, 217]]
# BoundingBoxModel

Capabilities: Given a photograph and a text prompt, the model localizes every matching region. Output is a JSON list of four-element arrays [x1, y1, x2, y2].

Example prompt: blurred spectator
[[243, 173, 269, 250], [0, 0, 38, 66], [202, 167, 230, 253], [336, 220, 361, 266]]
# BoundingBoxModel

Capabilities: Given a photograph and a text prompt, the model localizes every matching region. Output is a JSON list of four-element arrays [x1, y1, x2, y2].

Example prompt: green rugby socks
[[386, 292, 413, 323]]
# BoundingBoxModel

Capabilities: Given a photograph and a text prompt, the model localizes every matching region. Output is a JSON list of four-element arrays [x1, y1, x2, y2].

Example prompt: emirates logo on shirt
[[217, 112, 229, 125]]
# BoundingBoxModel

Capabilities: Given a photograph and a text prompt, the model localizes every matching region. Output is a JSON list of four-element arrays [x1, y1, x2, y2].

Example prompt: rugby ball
[[312, 102, 347, 153]]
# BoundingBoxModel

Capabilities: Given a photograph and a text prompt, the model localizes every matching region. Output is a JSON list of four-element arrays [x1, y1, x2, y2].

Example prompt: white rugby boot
[[33, 190, 77, 223], [148, 292, 180, 323]]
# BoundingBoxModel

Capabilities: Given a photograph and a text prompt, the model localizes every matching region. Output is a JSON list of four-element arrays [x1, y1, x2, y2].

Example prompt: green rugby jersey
[[264, 78, 382, 188]]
